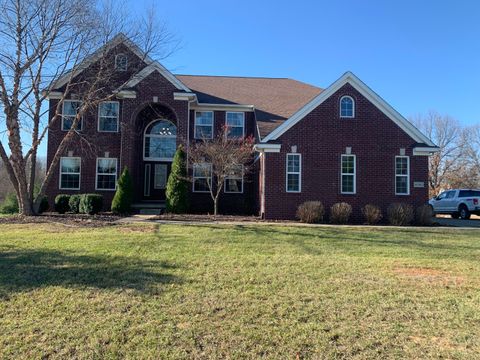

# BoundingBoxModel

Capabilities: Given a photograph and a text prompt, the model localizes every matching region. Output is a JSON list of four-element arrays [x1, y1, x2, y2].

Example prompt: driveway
[[434, 215, 480, 228]]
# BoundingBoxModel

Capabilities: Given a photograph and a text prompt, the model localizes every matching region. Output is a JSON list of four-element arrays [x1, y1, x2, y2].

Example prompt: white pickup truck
[[429, 189, 480, 219]]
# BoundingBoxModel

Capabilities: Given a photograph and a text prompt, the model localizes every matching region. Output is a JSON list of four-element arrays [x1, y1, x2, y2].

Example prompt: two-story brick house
[[46, 34, 438, 219]]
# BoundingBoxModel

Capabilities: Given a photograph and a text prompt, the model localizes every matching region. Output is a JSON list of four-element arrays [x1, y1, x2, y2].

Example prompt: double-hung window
[[193, 163, 212, 192], [224, 165, 243, 193], [96, 158, 118, 190], [194, 111, 214, 139], [395, 156, 410, 195], [62, 100, 82, 131], [341, 155, 356, 194], [286, 153, 301, 192], [98, 102, 119, 132], [59, 157, 81, 190], [226, 112, 245, 138]]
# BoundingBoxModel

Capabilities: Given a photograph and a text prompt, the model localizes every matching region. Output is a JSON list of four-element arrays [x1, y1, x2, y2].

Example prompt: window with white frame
[[286, 153, 301, 192], [341, 154, 356, 194], [194, 111, 214, 139], [340, 96, 355, 118], [115, 54, 128, 71], [224, 165, 243, 193], [226, 112, 245, 138], [62, 100, 82, 131], [96, 158, 117, 190], [98, 102, 119, 132], [395, 156, 410, 195], [144, 119, 177, 161], [193, 163, 212, 192], [59, 157, 81, 190]]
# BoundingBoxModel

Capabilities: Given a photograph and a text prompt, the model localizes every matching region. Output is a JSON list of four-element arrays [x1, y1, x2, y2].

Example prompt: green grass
[[1, 223, 480, 359]]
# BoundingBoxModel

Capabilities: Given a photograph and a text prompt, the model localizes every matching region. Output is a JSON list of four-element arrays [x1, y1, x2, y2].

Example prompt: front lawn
[[1, 223, 479, 358]]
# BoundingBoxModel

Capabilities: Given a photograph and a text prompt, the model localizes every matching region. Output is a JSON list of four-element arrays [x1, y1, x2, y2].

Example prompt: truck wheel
[[459, 205, 471, 220], [451, 213, 460, 219]]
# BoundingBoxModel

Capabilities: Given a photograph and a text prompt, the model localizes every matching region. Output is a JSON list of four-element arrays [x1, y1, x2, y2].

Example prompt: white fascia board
[[254, 144, 281, 153], [174, 92, 197, 101], [413, 146, 440, 156], [191, 103, 255, 112], [262, 71, 436, 147]]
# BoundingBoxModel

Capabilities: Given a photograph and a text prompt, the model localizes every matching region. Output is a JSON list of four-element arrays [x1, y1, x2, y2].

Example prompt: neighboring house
[[46, 34, 439, 219]]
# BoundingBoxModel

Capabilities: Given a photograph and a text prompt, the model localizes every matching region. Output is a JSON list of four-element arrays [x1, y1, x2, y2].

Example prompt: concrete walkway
[[434, 215, 480, 228]]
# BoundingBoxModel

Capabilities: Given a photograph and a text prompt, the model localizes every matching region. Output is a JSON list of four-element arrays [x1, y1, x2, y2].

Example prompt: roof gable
[[261, 71, 436, 147]]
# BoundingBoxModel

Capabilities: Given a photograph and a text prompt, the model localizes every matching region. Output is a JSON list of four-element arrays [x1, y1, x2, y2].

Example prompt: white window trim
[[61, 100, 83, 131], [192, 163, 212, 193], [59, 157, 81, 190], [340, 154, 356, 194], [339, 95, 355, 118], [395, 155, 410, 195], [224, 165, 244, 193], [143, 119, 177, 162], [194, 111, 214, 139], [115, 53, 128, 71], [225, 111, 245, 138], [286, 153, 301, 193], [98, 101, 120, 133], [95, 157, 118, 191]]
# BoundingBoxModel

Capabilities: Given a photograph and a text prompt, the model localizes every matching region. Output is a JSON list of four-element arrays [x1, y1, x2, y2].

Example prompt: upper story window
[[226, 112, 245, 138], [395, 156, 410, 195], [62, 100, 82, 131], [340, 96, 355, 118], [286, 153, 301, 192], [341, 154, 356, 194], [59, 157, 81, 190], [96, 158, 118, 191], [194, 111, 214, 139], [115, 54, 128, 71], [144, 119, 177, 161], [98, 101, 119, 132]]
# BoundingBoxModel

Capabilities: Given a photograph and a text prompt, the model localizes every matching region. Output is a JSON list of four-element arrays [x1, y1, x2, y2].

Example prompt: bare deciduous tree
[[188, 127, 255, 216], [0, 0, 178, 215]]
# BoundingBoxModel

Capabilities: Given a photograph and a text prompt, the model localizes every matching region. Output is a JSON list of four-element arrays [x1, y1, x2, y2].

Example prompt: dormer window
[[340, 96, 355, 118], [115, 54, 128, 71]]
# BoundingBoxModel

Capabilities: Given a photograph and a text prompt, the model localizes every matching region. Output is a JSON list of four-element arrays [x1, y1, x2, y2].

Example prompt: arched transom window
[[340, 96, 355, 118], [144, 119, 177, 161]]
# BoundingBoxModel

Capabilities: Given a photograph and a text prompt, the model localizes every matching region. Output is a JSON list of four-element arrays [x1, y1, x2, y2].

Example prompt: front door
[[143, 162, 169, 200]]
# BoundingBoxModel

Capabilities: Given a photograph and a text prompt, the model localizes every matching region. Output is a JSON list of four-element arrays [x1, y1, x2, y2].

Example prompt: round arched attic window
[[340, 96, 355, 118], [115, 54, 128, 71]]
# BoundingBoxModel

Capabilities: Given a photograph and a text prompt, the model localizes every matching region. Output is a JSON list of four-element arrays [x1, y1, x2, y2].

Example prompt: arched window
[[144, 119, 177, 161], [115, 54, 128, 71], [340, 96, 355, 118]]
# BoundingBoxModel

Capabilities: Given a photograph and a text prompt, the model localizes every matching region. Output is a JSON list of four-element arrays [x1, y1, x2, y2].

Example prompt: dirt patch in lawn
[[0, 213, 122, 228], [394, 267, 464, 286]]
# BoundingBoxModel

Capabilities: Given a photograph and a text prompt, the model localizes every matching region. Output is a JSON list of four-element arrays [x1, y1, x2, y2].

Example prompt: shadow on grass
[[0, 247, 180, 298]]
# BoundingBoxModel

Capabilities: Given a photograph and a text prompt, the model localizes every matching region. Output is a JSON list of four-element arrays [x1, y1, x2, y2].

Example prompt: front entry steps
[[131, 202, 166, 215]]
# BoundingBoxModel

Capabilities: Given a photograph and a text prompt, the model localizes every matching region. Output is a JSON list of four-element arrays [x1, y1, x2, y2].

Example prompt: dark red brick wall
[[263, 83, 429, 221]]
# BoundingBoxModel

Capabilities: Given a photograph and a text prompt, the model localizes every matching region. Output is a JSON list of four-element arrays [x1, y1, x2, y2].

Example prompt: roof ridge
[[175, 74, 290, 80]]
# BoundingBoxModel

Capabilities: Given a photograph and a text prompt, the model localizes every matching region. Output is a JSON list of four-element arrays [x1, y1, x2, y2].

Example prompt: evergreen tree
[[111, 167, 134, 214], [166, 145, 189, 213]]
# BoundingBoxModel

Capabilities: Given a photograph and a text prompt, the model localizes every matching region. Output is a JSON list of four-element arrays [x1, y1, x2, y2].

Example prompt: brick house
[[46, 34, 438, 219]]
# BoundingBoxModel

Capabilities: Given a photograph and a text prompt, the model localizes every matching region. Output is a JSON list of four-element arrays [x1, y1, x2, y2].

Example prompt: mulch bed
[[0, 213, 122, 228], [153, 213, 263, 223]]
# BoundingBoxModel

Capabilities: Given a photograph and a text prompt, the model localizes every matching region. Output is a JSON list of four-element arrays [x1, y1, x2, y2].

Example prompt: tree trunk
[[214, 197, 218, 217]]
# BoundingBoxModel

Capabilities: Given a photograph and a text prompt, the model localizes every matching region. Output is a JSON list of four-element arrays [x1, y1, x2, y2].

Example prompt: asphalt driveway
[[435, 215, 480, 228]]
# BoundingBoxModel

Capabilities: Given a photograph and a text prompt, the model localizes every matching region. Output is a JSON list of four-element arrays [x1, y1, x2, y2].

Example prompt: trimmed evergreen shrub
[[415, 205, 434, 226], [37, 195, 49, 214], [54, 194, 71, 214], [79, 194, 103, 215], [0, 193, 19, 214], [387, 203, 414, 226], [111, 167, 134, 214], [330, 202, 353, 224], [166, 145, 189, 213], [296, 201, 325, 223], [69, 194, 81, 214], [361, 204, 382, 225]]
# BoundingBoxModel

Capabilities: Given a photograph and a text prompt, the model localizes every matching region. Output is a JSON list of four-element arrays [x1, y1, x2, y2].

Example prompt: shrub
[[166, 145, 189, 213], [54, 194, 71, 214], [415, 205, 434, 226], [330, 202, 352, 224], [296, 201, 325, 223], [361, 204, 382, 225], [69, 194, 81, 214], [37, 195, 49, 214], [387, 203, 414, 226], [79, 194, 103, 215], [111, 167, 133, 214], [0, 193, 19, 214]]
